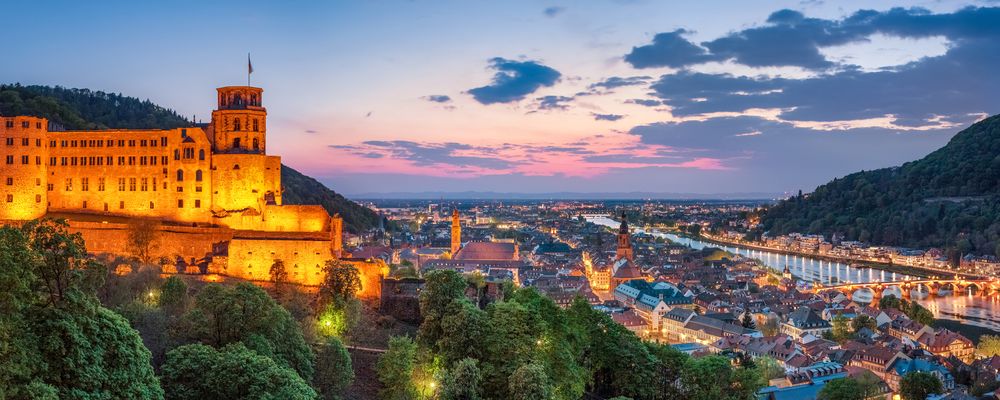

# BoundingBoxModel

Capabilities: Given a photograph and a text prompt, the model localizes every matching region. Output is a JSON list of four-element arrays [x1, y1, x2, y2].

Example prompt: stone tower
[[616, 212, 633, 262], [451, 209, 461, 255], [0, 116, 49, 220], [211, 86, 267, 154]]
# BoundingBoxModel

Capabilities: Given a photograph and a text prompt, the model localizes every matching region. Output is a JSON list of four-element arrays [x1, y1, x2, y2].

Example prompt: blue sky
[[3, 0, 999, 195]]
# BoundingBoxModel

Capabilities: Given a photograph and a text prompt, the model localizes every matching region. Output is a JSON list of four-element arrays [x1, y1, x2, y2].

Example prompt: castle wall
[[226, 238, 333, 286], [0, 116, 49, 220], [210, 153, 282, 222], [69, 220, 232, 263]]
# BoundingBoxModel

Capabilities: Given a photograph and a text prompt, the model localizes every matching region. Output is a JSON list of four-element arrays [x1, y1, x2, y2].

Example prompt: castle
[[0, 85, 385, 297]]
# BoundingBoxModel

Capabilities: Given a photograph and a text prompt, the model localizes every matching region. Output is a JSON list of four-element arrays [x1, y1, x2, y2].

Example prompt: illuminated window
[[253, 138, 259, 150], [174, 149, 180, 160], [177, 199, 184, 208], [21, 155, 28, 164], [81, 178, 89, 191], [129, 178, 136, 191], [195, 170, 203, 182], [35, 194, 40, 203], [176, 170, 184, 181], [234, 118, 241, 131], [4, 155, 12, 164], [5, 177, 11, 185], [253, 119, 259, 132], [65, 178, 72, 191], [141, 178, 148, 191], [199, 149, 205, 160], [118, 178, 126, 191], [195, 199, 201, 208], [5, 194, 11, 203], [150, 202, 154, 209], [98, 178, 105, 191]]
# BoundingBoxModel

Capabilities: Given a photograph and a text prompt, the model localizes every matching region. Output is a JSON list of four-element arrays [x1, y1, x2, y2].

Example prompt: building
[[424, 211, 524, 283], [781, 307, 832, 338], [450, 208, 461, 254], [0, 85, 385, 297], [610, 214, 644, 290], [614, 279, 692, 331]]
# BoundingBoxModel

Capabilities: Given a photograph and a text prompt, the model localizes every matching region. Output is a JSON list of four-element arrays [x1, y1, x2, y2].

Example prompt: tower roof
[[619, 212, 629, 234]]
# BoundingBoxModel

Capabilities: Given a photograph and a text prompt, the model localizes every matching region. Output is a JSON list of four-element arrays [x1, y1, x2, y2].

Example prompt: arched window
[[174, 149, 180, 160], [233, 164, 240, 170], [233, 138, 241, 149], [198, 149, 205, 160], [195, 170, 203, 182], [252, 119, 259, 132], [234, 118, 241, 131], [252, 138, 259, 150], [251, 94, 258, 105], [176, 169, 184, 181]]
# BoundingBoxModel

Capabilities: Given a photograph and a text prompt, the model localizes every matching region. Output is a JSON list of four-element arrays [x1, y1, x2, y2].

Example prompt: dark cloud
[[423, 95, 452, 103], [592, 113, 625, 121], [624, 99, 662, 107], [588, 76, 652, 90], [624, 29, 719, 69], [535, 95, 574, 110], [624, 7, 1000, 70], [467, 57, 561, 105], [337, 140, 513, 169], [304, 129, 318, 134], [543, 6, 565, 17]]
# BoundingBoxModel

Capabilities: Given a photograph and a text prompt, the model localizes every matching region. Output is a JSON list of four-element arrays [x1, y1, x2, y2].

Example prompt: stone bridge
[[810, 278, 1000, 299]]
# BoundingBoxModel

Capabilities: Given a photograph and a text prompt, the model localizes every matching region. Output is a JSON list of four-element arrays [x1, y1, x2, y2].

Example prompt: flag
[[248, 53, 254, 75]]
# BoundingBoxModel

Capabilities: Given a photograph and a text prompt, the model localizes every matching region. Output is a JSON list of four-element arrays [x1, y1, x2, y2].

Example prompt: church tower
[[616, 212, 633, 262], [451, 209, 462, 255], [211, 86, 267, 154]]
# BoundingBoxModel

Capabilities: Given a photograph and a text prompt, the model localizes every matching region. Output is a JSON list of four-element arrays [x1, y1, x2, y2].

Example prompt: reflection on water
[[587, 216, 1000, 330]]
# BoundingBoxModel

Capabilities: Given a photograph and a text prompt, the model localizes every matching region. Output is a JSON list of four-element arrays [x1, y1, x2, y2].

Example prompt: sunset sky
[[4, 0, 999, 196]]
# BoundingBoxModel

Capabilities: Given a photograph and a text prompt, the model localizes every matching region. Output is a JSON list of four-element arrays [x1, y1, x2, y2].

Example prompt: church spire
[[616, 212, 633, 262]]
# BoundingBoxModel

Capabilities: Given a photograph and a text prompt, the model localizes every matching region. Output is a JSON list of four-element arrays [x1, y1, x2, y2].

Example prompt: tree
[[879, 295, 901, 310], [417, 270, 468, 349], [977, 334, 1000, 357], [159, 275, 189, 316], [830, 314, 852, 343], [681, 355, 763, 400], [440, 358, 483, 400], [171, 283, 315, 382], [270, 258, 289, 297], [126, 218, 160, 264], [314, 337, 355, 400], [320, 259, 362, 307], [741, 312, 756, 329], [377, 336, 418, 400], [759, 314, 780, 336], [899, 371, 943, 400], [756, 356, 785, 381], [161, 343, 316, 400], [851, 314, 877, 333], [818, 377, 867, 400], [23, 219, 104, 307], [508, 363, 552, 400]]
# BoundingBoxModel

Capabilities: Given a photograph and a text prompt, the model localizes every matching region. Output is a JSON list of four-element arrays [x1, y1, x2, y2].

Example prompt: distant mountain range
[[0, 84, 381, 233], [351, 191, 785, 200], [761, 114, 1000, 257]]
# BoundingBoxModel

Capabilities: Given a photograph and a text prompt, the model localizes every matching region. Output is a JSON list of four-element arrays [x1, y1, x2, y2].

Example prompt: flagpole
[[247, 52, 251, 87]]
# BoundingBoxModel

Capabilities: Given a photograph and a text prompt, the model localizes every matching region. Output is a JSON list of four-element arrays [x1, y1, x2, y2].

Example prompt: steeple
[[451, 209, 462, 255], [616, 212, 633, 262]]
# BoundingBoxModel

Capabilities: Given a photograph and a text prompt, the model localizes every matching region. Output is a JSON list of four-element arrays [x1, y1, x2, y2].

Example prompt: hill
[[0, 84, 379, 233], [760, 114, 1000, 258]]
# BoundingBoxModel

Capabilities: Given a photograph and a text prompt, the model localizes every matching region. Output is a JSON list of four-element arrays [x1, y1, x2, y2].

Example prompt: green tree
[[377, 336, 419, 400], [320, 259, 362, 307], [899, 371, 943, 400], [830, 314, 852, 343], [126, 218, 160, 264], [508, 362, 552, 400], [172, 283, 315, 381], [741, 312, 756, 329], [851, 314, 877, 333], [440, 358, 483, 400], [270, 258, 289, 297], [159, 275, 189, 316], [314, 337, 355, 400], [681, 355, 762, 400], [161, 343, 317, 400], [879, 295, 901, 310], [417, 270, 468, 349], [756, 356, 786, 381], [817, 377, 867, 400]]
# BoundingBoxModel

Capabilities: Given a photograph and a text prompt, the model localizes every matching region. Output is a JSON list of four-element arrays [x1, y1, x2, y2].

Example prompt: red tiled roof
[[454, 241, 518, 261]]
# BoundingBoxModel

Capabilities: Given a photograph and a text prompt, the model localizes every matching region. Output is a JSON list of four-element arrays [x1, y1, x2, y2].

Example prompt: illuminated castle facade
[[0, 86, 384, 297]]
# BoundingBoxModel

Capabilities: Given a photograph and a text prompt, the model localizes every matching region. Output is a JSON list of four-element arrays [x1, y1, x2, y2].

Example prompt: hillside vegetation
[[0, 84, 379, 233], [761, 115, 1000, 257]]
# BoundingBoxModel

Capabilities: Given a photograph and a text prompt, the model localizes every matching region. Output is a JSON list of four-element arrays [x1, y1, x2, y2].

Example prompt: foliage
[[741, 312, 756, 329], [171, 282, 315, 381], [899, 371, 944, 400], [159, 276, 189, 316], [756, 356, 786, 381], [417, 270, 469, 349], [977, 334, 1000, 357], [508, 362, 553, 400], [125, 219, 160, 264], [829, 314, 853, 343], [851, 314, 877, 333], [818, 376, 875, 400], [320, 259, 362, 308], [440, 358, 483, 400], [680, 355, 763, 400], [377, 336, 419, 400], [161, 343, 317, 400], [0, 84, 189, 130], [314, 337, 355, 400], [281, 165, 382, 233], [317, 299, 361, 339], [879, 295, 901, 310], [271, 258, 289, 295], [759, 314, 780, 336], [760, 115, 1000, 257]]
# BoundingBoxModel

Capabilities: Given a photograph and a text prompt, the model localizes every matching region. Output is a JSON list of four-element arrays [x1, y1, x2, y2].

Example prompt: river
[[587, 216, 1000, 331]]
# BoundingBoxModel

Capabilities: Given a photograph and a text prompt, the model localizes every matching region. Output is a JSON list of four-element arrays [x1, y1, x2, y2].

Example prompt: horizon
[[4, 1, 999, 196]]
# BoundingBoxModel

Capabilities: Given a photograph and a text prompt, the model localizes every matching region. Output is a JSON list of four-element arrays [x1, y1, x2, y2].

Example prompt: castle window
[[35, 178, 40, 186], [98, 178, 105, 191], [5, 177, 11, 185], [36, 139, 41, 147], [128, 156, 136, 166], [81, 178, 89, 191], [177, 199, 184, 208], [118, 140, 124, 147], [83, 201, 87, 209], [35, 195, 40, 203], [181, 129, 187, 137], [233, 164, 240, 170], [80, 157, 86, 166], [4, 155, 12, 164], [128, 140, 136, 147], [70, 157, 77, 166], [253, 119, 259, 132], [106, 140, 113, 147], [106, 156, 113, 165], [234, 119, 241, 131], [35, 122, 40, 129], [161, 137, 167, 146], [195, 199, 201, 208], [4, 138, 12, 146], [195, 170, 203, 182], [96, 140, 102, 147], [251, 94, 257, 105], [118, 156, 125, 166], [195, 186, 202, 192], [21, 121, 29, 128], [150, 157, 157, 166], [22, 138, 29, 146], [177, 186, 183, 192], [176, 170, 184, 181], [65, 178, 72, 191], [174, 149, 180, 160], [47, 184, 53, 191], [50, 140, 56, 147], [150, 139, 156, 147], [199, 149, 205, 160], [4, 121, 11, 128], [141, 140, 147, 147], [35, 156, 40, 165], [252, 138, 259, 150], [118, 178, 126, 191], [71, 140, 77, 147], [80, 140, 87, 148], [184, 148, 194, 159], [152, 178, 157, 191], [129, 178, 136, 191], [233, 138, 241, 149], [60, 157, 67, 166], [140, 157, 147, 166], [141, 178, 148, 191], [5, 194, 11, 203], [21, 155, 28, 164], [161, 156, 168, 165], [120, 201, 124, 209], [61, 140, 68, 147]]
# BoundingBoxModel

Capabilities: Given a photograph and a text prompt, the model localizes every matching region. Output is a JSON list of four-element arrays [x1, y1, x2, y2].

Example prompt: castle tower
[[331, 214, 344, 258], [451, 209, 461, 255], [211, 86, 266, 154], [616, 212, 633, 262], [0, 116, 49, 220]]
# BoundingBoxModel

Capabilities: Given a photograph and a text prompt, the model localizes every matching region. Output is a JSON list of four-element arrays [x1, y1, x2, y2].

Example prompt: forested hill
[[0, 84, 379, 233], [761, 114, 1000, 257]]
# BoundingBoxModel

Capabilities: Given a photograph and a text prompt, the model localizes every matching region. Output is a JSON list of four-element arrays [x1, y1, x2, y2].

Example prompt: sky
[[3, 0, 999, 196]]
